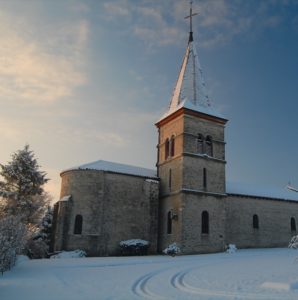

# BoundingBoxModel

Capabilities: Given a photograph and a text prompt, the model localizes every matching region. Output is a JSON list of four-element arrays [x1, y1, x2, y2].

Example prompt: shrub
[[119, 239, 150, 256], [289, 235, 298, 249], [226, 244, 237, 254], [26, 238, 49, 259], [0, 216, 27, 274], [163, 243, 181, 257]]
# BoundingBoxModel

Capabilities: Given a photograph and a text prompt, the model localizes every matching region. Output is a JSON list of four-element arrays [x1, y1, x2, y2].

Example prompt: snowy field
[[1, 248, 298, 300]]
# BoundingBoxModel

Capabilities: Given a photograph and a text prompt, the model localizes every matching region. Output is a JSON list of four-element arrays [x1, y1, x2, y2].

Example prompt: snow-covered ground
[[1, 248, 298, 300]]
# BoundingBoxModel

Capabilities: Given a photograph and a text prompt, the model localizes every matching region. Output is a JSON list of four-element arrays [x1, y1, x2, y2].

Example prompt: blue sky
[[0, 0, 298, 200]]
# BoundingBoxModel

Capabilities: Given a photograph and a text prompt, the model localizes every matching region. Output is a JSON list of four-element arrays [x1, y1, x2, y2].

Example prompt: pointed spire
[[168, 41, 209, 110], [158, 2, 225, 123]]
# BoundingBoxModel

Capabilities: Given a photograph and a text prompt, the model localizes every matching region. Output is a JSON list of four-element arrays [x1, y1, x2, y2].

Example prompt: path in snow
[[1, 248, 298, 300]]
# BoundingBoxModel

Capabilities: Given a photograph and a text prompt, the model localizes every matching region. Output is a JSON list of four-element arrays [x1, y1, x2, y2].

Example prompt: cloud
[[103, 1, 131, 19], [101, 0, 298, 49], [0, 10, 88, 104], [194, 0, 297, 48], [102, 1, 184, 48]]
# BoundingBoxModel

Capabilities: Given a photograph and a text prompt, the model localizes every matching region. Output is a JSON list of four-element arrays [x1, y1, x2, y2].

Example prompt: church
[[52, 7, 298, 256]]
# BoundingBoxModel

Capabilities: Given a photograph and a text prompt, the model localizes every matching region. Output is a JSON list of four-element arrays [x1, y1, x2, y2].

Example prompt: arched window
[[74, 214, 83, 234], [170, 135, 175, 157], [169, 169, 172, 190], [197, 134, 204, 154], [203, 168, 207, 189], [165, 138, 170, 160], [201, 211, 209, 234], [291, 217, 296, 232], [253, 214, 259, 229], [205, 135, 213, 156], [167, 211, 172, 234]]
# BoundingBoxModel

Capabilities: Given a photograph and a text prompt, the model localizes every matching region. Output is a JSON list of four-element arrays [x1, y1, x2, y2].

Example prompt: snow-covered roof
[[159, 98, 226, 122], [227, 181, 298, 202], [59, 195, 71, 202], [62, 160, 157, 179], [159, 40, 226, 122]]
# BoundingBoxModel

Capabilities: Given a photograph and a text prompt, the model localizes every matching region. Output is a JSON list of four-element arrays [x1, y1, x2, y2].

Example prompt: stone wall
[[157, 110, 227, 254], [225, 195, 298, 248], [182, 155, 226, 194], [183, 114, 226, 161], [158, 193, 183, 252], [54, 169, 159, 256], [158, 114, 184, 165], [181, 192, 226, 254]]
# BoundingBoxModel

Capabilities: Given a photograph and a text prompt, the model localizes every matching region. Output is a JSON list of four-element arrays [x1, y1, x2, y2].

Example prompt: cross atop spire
[[184, 1, 198, 43]]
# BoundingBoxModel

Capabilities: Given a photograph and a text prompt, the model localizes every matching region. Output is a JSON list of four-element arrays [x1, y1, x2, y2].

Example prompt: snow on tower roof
[[159, 39, 226, 123], [62, 160, 157, 179], [227, 181, 298, 202]]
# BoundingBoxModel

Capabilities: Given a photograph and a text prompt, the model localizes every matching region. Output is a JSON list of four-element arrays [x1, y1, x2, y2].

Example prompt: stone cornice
[[183, 152, 226, 163], [160, 188, 227, 198], [156, 107, 228, 128]]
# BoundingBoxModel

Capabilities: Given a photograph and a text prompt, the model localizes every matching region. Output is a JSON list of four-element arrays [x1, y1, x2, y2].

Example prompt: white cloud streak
[[102, 0, 298, 49], [0, 11, 88, 104]]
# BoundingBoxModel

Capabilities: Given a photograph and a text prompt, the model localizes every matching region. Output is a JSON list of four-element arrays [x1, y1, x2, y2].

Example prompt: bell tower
[[156, 2, 228, 254]]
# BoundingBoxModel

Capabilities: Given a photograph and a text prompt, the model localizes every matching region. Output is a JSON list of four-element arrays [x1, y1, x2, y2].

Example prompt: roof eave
[[155, 106, 228, 128]]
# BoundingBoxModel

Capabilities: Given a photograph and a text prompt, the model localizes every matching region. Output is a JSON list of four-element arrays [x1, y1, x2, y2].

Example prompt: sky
[[0, 0, 298, 201]]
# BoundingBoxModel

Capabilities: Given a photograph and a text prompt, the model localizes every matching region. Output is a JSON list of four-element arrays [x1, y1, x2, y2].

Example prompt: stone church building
[[52, 17, 298, 256]]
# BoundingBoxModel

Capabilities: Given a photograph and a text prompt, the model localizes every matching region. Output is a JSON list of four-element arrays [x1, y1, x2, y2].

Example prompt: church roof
[[227, 181, 298, 202], [159, 38, 226, 123], [62, 160, 157, 179]]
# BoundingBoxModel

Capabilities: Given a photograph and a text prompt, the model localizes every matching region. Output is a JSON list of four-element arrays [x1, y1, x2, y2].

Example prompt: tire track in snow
[[131, 269, 166, 299], [170, 267, 283, 299]]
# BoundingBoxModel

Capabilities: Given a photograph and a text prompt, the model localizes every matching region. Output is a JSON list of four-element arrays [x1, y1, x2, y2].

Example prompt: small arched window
[[291, 217, 296, 232], [253, 214, 259, 229], [203, 168, 207, 189], [167, 211, 172, 234], [165, 138, 170, 160], [169, 169, 172, 190], [201, 211, 209, 234], [197, 134, 204, 154], [205, 135, 213, 156], [74, 214, 83, 234], [170, 135, 175, 157]]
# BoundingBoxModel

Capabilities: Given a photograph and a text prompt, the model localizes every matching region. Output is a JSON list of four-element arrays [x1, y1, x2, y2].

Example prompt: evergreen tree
[[26, 205, 54, 258], [39, 205, 53, 246], [0, 145, 49, 225]]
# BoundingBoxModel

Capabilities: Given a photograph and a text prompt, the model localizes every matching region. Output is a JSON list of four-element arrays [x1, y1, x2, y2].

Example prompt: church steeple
[[155, 3, 227, 255], [158, 1, 225, 123]]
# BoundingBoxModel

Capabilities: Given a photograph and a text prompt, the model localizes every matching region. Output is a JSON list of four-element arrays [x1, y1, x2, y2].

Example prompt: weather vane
[[184, 1, 198, 42]]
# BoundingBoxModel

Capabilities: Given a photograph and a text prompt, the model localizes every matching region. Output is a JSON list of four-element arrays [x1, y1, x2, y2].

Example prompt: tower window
[[165, 138, 170, 160], [74, 214, 83, 234], [291, 217, 296, 231], [203, 168, 207, 189], [169, 169, 172, 190], [253, 214, 259, 229], [167, 211, 172, 234], [205, 135, 213, 156], [201, 211, 209, 234], [170, 135, 175, 157], [197, 134, 204, 154]]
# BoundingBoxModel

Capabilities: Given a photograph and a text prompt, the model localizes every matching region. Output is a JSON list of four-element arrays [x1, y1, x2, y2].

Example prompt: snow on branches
[[0, 215, 27, 274], [0, 145, 49, 224], [289, 235, 298, 249], [0, 145, 53, 267]]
